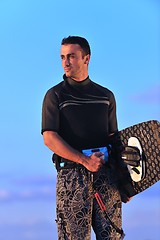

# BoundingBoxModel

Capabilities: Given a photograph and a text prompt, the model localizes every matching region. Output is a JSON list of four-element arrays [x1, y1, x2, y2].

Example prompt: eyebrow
[[60, 53, 76, 58]]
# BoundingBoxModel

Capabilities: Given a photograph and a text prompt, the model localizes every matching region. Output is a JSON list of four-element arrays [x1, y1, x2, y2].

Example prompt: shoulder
[[46, 81, 64, 95], [44, 81, 64, 99], [91, 81, 115, 97]]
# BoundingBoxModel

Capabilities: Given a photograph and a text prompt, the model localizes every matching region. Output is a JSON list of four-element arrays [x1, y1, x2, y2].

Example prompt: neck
[[67, 70, 89, 82], [64, 74, 90, 84]]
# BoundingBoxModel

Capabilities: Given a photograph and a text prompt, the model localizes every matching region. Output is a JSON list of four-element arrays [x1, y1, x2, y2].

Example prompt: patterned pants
[[56, 165, 122, 240]]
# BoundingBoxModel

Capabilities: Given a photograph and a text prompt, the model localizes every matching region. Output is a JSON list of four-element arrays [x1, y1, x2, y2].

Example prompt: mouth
[[64, 67, 71, 72]]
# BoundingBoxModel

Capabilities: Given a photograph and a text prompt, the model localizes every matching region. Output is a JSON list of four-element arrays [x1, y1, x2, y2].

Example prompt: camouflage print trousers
[[56, 165, 122, 240]]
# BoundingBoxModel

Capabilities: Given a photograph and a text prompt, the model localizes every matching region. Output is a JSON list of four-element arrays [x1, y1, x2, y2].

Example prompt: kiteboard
[[119, 120, 160, 197]]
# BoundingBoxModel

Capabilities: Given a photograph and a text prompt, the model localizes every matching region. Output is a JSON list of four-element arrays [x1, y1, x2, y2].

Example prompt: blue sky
[[0, 0, 159, 239]]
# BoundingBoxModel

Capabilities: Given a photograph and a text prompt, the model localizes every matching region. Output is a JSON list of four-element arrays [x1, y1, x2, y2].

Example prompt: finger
[[92, 152, 105, 165], [100, 158, 105, 164], [93, 152, 104, 158]]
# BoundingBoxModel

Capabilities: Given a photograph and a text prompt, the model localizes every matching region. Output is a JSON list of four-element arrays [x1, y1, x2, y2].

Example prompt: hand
[[121, 193, 133, 203], [83, 152, 105, 172]]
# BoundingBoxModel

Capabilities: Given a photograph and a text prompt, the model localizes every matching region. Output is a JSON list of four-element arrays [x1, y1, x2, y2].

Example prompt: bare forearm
[[43, 131, 86, 165], [43, 131, 105, 172]]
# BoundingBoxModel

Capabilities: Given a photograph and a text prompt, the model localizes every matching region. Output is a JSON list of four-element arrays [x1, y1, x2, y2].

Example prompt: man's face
[[60, 44, 90, 81]]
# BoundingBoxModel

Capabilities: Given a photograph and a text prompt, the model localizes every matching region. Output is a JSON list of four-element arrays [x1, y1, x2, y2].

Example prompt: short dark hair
[[61, 36, 91, 56]]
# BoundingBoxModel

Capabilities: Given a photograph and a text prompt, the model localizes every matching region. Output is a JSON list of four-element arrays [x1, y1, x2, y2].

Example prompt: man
[[41, 36, 130, 240]]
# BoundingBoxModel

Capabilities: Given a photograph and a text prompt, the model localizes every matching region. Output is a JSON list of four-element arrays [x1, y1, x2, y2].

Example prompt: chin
[[65, 73, 70, 76], [66, 72, 73, 78]]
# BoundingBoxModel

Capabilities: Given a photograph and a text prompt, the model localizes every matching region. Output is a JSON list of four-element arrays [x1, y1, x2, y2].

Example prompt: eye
[[69, 54, 75, 59]]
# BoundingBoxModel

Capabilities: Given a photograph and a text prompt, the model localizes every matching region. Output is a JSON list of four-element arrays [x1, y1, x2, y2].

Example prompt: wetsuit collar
[[63, 74, 91, 87]]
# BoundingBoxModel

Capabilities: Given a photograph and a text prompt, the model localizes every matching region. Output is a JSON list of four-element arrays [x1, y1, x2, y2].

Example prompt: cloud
[[123, 193, 160, 239], [130, 84, 160, 104], [0, 177, 159, 240], [0, 187, 55, 202], [0, 174, 56, 202], [13, 175, 56, 186], [0, 189, 11, 201], [1, 174, 160, 203], [0, 219, 56, 240]]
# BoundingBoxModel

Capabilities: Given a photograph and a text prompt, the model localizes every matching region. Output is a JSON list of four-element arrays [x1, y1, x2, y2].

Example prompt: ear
[[84, 54, 90, 65]]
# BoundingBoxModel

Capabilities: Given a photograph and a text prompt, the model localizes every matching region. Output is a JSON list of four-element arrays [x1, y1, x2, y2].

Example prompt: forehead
[[60, 44, 82, 55]]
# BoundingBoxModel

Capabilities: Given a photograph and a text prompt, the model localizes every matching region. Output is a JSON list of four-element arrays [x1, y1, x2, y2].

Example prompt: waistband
[[52, 146, 110, 171], [52, 154, 86, 171], [53, 156, 110, 172], [58, 160, 85, 171]]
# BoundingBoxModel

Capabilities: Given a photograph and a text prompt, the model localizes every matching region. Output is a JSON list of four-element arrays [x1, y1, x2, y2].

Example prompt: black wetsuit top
[[41, 75, 118, 151]]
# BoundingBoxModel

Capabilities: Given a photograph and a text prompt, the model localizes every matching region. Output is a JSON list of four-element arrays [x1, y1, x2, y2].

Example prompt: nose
[[63, 57, 70, 67]]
